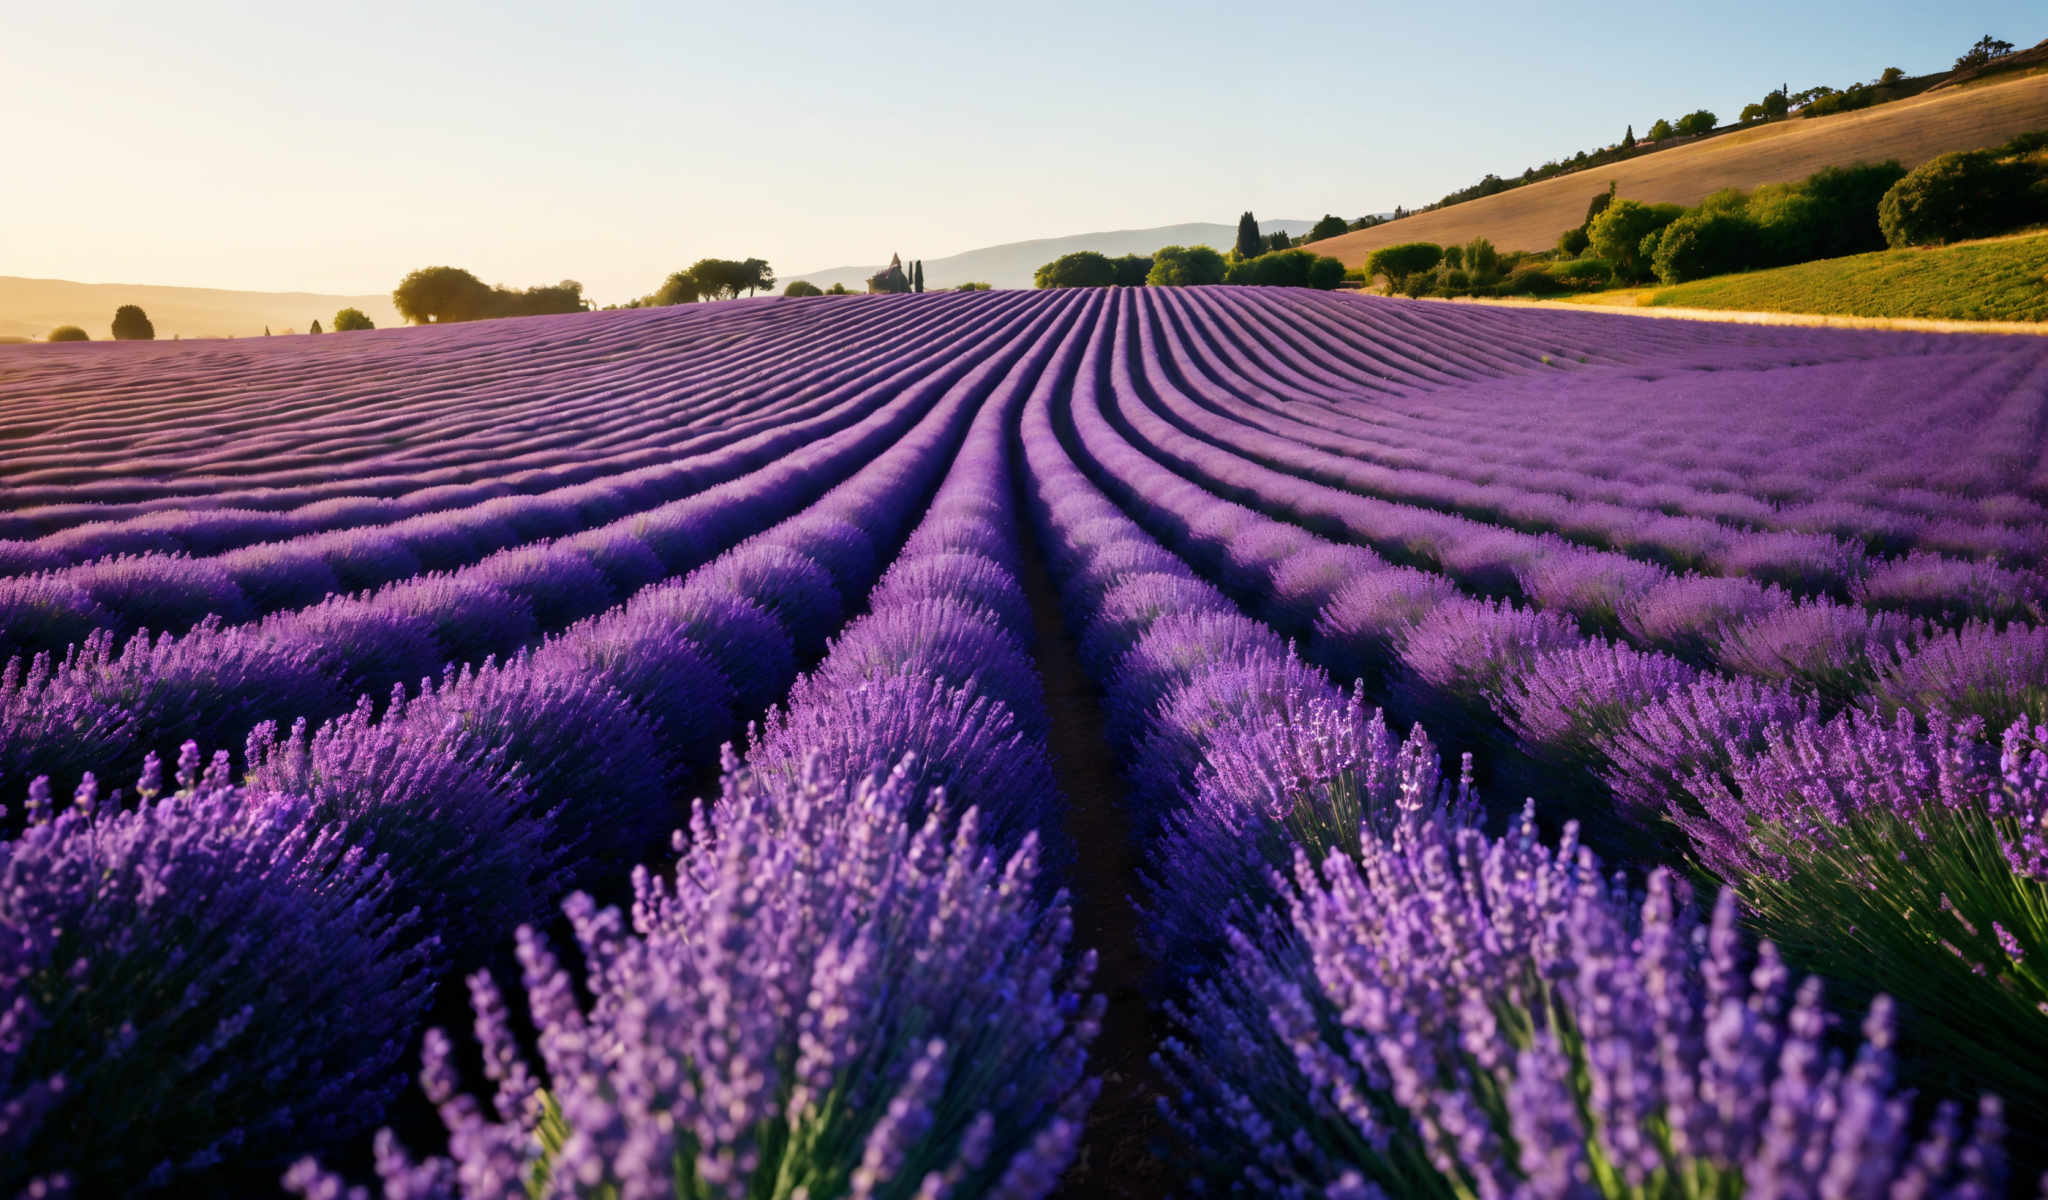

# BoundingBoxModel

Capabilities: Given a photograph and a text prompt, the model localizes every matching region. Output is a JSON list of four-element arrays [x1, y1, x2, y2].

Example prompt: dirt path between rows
[[1014, 510, 1175, 1199]]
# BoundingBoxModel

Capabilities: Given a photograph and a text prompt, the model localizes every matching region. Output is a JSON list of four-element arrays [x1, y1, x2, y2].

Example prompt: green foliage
[[308, 319, 322, 335], [1507, 263, 1570, 296], [46, 325, 89, 342], [392, 266, 493, 324], [1797, 161, 1909, 257], [1879, 66, 1905, 85], [1111, 253, 1154, 288], [1307, 214, 1351, 242], [1223, 249, 1346, 289], [1557, 226, 1591, 256], [1653, 211, 1761, 283], [954, 281, 992, 292], [1878, 150, 2041, 247], [826, 283, 851, 295], [1582, 181, 1616, 231], [1364, 242, 1442, 291], [493, 281, 587, 318], [1646, 117, 1675, 140], [1264, 230, 1292, 253], [332, 307, 374, 332], [1648, 228, 2048, 321], [1463, 237, 1499, 281], [1145, 245, 1228, 287], [1673, 109, 1717, 137], [1033, 250, 1117, 289], [1548, 257, 1613, 288], [654, 271, 701, 305], [109, 304, 154, 341], [1724, 769, 2048, 1128], [783, 280, 823, 298], [1234, 211, 1263, 259], [682, 258, 775, 300], [1588, 200, 1683, 281]]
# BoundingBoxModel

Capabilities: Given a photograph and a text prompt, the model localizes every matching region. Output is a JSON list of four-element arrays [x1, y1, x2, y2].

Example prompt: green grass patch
[[1645, 230, 2048, 321]]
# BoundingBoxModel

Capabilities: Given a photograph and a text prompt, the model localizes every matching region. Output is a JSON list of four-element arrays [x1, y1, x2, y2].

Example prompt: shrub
[[1146, 244, 1228, 286], [955, 280, 993, 291], [1223, 248, 1344, 289], [1034, 250, 1117, 288], [1556, 225, 1590, 256], [1306, 214, 1350, 242], [1646, 117, 1675, 140], [45, 325, 88, 342], [109, 304, 154, 341], [1587, 200, 1683, 281], [1364, 242, 1442, 291], [1506, 262, 1570, 295], [1462, 236, 1499, 280], [331, 307, 374, 331], [1878, 150, 2039, 247], [782, 279, 823, 297], [1652, 210, 1761, 283], [1548, 256, 1612, 288]]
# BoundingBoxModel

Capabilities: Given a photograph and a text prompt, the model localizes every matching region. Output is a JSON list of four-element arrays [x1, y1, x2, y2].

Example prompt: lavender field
[[3, 288, 2046, 1198]]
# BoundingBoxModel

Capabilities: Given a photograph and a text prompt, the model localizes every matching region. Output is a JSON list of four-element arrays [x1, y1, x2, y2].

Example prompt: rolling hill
[[1309, 68, 2048, 269], [785, 219, 1315, 292], [0, 276, 403, 342]]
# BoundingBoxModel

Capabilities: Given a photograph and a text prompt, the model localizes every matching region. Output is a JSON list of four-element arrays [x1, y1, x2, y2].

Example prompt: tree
[[784, 280, 824, 297], [110, 304, 155, 341], [1110, 254, 1153, 287], [868, 254, 911, 294], [308, 319, 323, 335], [1674, 110, 1717, 137], [1234, 211, 1263, 259], [826, 283, 851, 295], [393, 266, 493, 324], [46, 325, 88, 342], [1582, 182, 1617, 233], [912, 261, 924, 293], [1557, 226, 1591, 256], [1588, 200, 1685, 281], [491, 280, 586, 317], [1464, 237, 1500, 281], [1764, 88, 1790, 118], [1265, 230, 1292, 252], [332, 307, 374, 331], [1646, 118, 1675, 140], [1955, 35, 2015, 70], [1878, 66, 1905, 86], [1878, 150, 2037, 247], [955, 281, 993, 292], [1791, 161, 1907, 258], [1307, 214, 1350, 242], [1033, 251, 1117, 289], [1364, 243, 1443, 291], [1145, 245, 1228, 287], [1622, 124, 1636, 150], [654, 271, 702, 305]]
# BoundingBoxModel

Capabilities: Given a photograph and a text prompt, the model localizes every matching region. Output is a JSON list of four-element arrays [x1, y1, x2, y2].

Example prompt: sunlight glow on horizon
[[1, 0, 2035, 304]]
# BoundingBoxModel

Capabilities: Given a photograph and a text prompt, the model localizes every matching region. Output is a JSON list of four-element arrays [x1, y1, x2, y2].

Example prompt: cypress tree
[[1234, 211, 1262, 259], [913, 261, 924, 292], [1622, 124, 1636, 150]]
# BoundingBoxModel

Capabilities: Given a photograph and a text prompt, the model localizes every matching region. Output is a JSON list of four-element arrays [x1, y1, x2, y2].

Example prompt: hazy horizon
[[3, 0, 2035, 305]]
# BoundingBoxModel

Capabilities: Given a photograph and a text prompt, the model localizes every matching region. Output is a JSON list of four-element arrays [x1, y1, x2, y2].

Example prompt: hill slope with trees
[[1310, 68, 2048, 270]]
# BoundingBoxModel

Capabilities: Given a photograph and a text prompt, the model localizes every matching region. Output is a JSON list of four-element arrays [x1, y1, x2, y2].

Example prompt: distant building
[[868, 253, 911, 294]]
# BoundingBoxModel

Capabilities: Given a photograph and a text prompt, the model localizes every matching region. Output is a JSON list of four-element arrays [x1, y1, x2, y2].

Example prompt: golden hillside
[[1311, 70, 2048, 268]]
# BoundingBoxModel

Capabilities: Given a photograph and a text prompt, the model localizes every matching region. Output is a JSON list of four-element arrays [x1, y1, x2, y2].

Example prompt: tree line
[[1031, 212, 1347, 291]]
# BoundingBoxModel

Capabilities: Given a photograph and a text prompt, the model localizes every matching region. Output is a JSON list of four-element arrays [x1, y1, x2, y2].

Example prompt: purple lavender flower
[[286, 760, 1101, 1200]]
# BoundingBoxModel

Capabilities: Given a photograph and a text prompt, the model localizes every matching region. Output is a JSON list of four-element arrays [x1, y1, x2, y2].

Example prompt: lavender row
[[0, 291, 1000, 564], [0, 298, 1028, 1191], [0, 295, 1039, 659], [1115, 290, 2045, 624], [271, 296, 1107, 1196], [1016, 316, 2013, 1196], [1186, 288, 2048, 565], [0, 296, 889, 514]]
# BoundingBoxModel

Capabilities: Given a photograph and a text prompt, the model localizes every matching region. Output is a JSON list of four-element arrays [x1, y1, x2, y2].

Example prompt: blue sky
[[2, 0, 2035, 302]]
